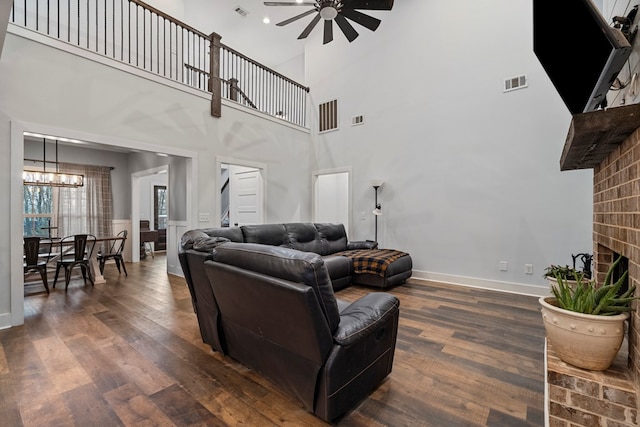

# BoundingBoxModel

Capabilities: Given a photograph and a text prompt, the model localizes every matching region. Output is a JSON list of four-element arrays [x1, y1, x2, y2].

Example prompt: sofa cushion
[[211, 242, 341, 332], [181, 228, 243, 251], [314, 223, 348, 254], [241, 224, 287, 246], [180, 230, 211, 251], [285, 223, 328, 254], [202, 227, 244, 242], [193, 236, 230, 252]]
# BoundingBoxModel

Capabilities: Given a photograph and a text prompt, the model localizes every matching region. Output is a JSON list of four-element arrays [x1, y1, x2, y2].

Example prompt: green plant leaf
[[549, 256, 637, 315], [603, 255, 622, 287]]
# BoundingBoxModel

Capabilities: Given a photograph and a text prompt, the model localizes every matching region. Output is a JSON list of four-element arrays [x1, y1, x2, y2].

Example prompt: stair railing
[[9, 0, 308, 126], [226, 78, 257, 109]]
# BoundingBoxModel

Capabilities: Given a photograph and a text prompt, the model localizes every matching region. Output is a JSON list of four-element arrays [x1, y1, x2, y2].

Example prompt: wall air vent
[[352, 115, 365, 126], [234, 6, 249, 17], [504, 74, 528, 92], [319, 99, 339, 133]]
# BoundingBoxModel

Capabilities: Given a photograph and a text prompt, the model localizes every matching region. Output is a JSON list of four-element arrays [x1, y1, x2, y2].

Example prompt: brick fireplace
[[592, 126, 640, 383], [546, 106, 640, 426]]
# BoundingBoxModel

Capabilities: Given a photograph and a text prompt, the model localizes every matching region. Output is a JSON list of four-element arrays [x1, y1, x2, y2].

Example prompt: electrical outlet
[[360, 211, 366, 220], [525, 264, 534, 275], [198, 213, 210, 222], [499, 261, 508, 271]]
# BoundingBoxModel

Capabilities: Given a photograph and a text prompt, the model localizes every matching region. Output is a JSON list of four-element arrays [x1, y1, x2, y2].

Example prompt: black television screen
[[533, 0, 632, 114]]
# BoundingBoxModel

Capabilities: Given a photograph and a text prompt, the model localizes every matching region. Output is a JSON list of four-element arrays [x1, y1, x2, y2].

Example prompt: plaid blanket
[[335, 249, 409, 277]]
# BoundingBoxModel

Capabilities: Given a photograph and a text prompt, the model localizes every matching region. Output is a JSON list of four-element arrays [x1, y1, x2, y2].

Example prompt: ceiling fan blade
[[342, 0, 394, 10], [264, 2, 316, 5], [276, 9, 316, 26], [298, 13, 322, 39], [341, 9, 381, 31], [323, 19, 333, 44], [334, 15, 359, 42]]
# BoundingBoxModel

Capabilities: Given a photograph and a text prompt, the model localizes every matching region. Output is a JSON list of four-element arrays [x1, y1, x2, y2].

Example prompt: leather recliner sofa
[[178, 222, 411, 353], [203, 242, 400, 422]]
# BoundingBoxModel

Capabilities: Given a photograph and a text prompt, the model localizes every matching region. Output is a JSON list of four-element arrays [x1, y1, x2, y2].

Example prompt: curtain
[[54, 163, 113, 238]]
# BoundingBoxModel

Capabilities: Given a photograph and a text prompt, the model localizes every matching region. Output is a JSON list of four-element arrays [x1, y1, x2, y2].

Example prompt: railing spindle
[[9, 0, 307, 125]]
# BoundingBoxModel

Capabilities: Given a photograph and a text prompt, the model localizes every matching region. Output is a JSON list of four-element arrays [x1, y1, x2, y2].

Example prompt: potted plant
[[539, 256, 637, 371], [543, 264, 579, 280], [543, 264, 579, 291]]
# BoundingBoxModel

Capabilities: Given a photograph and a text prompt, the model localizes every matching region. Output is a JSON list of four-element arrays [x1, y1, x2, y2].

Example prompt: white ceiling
[[182, 0, 394, 70]]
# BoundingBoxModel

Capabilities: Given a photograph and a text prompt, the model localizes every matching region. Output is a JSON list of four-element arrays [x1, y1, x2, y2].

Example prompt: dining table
[[90, 235, 126, 284]]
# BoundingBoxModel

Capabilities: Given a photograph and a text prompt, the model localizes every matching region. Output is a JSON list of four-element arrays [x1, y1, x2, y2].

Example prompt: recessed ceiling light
[[263, 16, 270, 24]]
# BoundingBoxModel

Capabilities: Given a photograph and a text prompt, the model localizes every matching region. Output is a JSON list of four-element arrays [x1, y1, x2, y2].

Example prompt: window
[[22, 163, 113, 238], [154, 185, 167, 251], [154, 186, 167, 230], [23, 185, 54, 237]]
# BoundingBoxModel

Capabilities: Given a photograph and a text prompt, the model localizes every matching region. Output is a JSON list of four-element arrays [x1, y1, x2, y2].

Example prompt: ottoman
[[336, 249, 413, 289]]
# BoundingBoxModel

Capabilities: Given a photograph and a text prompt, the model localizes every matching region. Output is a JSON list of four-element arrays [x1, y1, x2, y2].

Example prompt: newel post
[[209, 32, 222, 118]]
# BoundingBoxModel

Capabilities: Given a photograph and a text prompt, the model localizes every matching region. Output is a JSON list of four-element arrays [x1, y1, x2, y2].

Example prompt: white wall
[[305, 0, 593, 293], [0, 30, 310, 327], [0, 0, 11, 57]]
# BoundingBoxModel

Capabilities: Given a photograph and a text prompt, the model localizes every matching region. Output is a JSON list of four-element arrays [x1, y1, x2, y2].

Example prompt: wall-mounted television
[[533, 0, 632, 114]]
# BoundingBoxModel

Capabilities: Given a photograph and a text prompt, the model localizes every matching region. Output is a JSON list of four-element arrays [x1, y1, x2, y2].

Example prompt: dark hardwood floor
[[4, 255, 545, 426]]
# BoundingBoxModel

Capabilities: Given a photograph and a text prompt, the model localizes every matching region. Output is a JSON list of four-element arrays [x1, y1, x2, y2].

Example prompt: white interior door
[[314, 171, 350, 232], [229, 165, 262, 226]]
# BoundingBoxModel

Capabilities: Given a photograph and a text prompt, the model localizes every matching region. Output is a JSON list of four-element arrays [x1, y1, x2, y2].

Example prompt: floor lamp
[[371, 179, 384, 242]]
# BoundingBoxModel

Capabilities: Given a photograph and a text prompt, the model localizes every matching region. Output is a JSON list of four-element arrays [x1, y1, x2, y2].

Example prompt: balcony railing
[[9, 0, 309, 127]]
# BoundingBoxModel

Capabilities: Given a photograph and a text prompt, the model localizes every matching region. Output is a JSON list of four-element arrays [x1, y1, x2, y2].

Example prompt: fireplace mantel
[[560, 103, 640, 171]]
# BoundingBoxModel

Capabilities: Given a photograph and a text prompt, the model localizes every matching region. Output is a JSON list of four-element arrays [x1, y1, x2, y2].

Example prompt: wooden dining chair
[[53, 234, 96, 290], [23, 236, 50, 294], [98, 230, 128, 276]]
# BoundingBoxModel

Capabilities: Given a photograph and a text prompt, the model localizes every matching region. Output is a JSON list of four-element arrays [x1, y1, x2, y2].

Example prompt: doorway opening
[[217, 158, 266, 227], [11, 121, 197, 328], [132, 166, 168, 263], [154, 185, 168, 251], [313, 169, 351, 234]]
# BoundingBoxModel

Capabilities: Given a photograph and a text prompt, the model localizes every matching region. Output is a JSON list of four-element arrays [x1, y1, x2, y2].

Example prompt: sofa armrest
[[347, 240, 378, 250], [333, 293, 399, 347], [317, 292, 399, 420]]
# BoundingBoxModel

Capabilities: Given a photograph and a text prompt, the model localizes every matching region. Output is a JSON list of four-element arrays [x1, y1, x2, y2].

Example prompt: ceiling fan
[[264, 0, 394, 45]]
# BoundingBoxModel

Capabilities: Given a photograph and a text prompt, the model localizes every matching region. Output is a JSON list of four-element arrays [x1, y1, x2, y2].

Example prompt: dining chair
[[53, 234, 96, 290], [23, 236, 50, 294], [98, 230, 128, 276]]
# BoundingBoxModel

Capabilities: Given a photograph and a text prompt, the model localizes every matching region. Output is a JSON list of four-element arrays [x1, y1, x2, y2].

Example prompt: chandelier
[[23, 139, 84, 187]]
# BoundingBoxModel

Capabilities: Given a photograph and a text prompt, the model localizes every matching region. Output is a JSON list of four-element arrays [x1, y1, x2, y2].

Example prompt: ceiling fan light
[[320, 7, 338, 20]]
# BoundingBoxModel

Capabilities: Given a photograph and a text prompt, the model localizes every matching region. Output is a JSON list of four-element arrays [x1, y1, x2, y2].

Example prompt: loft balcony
[[5, 0, 309, 128]]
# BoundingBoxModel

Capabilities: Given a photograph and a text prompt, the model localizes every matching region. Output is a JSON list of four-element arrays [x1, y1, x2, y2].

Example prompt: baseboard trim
[[411, 270, 550, 297]]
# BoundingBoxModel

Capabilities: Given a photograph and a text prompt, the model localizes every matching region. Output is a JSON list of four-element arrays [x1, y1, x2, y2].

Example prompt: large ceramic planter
[[539, 297, 628, 371]]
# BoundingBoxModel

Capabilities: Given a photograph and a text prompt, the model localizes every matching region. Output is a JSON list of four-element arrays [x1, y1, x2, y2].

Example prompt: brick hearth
[[547, 122, 640, 425]]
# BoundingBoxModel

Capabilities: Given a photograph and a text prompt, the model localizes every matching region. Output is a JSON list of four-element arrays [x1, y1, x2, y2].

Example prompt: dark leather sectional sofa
[[178, 222, 411, 421], [201, 242, 400, 422]]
